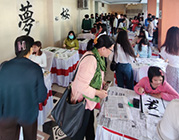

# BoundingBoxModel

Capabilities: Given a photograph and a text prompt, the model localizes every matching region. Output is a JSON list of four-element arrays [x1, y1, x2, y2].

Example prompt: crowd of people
[[0, 11, 179, 140]]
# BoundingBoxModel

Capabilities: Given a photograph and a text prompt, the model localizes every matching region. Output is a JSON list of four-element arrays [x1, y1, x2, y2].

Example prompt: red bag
[[95, 103, 101, 109]]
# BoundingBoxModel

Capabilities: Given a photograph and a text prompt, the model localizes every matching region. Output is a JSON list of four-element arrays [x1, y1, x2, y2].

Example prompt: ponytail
[[87, 35, 114, 51], [87, 39, 95, 51]]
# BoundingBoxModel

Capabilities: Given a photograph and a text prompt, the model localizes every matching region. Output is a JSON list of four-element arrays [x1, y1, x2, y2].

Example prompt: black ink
[[18, 1, 35, 35], [60, 8, 70, 20]]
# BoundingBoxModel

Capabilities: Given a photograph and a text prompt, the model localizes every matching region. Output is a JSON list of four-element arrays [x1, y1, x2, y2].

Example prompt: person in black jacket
[[0, 35, 47, 140]]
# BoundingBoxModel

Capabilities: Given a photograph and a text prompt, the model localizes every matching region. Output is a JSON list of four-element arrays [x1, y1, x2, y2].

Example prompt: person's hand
[[165, 59, 169, 63], [150, 93, 162, 99], [102, 81, 106, 88], [96, 90, 108, 99], [137, 38, 142, 43], [138, 87, 145, 94], [70, 48, 74, 51], [63, 44, 66, 48]]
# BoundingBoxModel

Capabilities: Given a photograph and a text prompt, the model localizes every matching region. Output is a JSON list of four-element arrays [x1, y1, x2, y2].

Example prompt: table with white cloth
[[128, 31, 136, 44], [38, 72, 53, 125], [95, 86, 168, 140], [78, 39, 89, 57], [114, 58, 168, 86], [131, 58, 168, 82], [43, 47, 80, 87], [77, 33, 95, 40]]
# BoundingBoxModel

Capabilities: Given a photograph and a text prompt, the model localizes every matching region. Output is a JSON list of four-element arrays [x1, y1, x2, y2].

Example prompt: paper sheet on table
[[104, 95, 133, 121], [132, 58, 168, 72], [142, 94, 168, 117], [97, 87, 163, 139]]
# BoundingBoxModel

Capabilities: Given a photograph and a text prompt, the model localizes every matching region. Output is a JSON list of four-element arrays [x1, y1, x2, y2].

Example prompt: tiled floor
[[39, 58, 114, 140]]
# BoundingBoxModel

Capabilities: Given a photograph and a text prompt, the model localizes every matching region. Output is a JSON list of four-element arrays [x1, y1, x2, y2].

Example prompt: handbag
[[110, 52, 117, 71], [51, 54, 93, 138]]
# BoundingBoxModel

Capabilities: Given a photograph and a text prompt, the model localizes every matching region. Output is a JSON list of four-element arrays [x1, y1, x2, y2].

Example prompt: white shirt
[[30, 52, 47, 69], [113, 17, 118, 28], [152, 19, 158, 29], [109, 43, 134, 64], [160, 47, 179, 68], [118, 22, 124, 28], [125, 18, 129, 29], [157, 99, 179, 140]]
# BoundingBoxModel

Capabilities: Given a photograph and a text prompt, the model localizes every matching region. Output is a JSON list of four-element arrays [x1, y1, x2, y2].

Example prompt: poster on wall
[[17, 0, 35, 36], [55, 8, 70, 21]]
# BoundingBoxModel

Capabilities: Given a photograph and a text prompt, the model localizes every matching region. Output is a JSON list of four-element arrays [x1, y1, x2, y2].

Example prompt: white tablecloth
[[43, 47, 80, 87], [114, 58, 168, 86], [95, 87, 168, 140], [77, 33, 95, 40], [38, 72, 53, 125], [78, 39, 89, 57], [51, 50, 80, 87], [132, 58, 168, 82]]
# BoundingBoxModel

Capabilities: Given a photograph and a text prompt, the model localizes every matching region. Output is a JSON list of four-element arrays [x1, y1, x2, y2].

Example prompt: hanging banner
[[17, 0, 35, 35]]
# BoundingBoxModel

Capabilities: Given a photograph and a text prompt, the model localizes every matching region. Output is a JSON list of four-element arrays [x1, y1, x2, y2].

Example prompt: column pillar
[[158, 0, 179, 48], [147, 0, 157, 16]]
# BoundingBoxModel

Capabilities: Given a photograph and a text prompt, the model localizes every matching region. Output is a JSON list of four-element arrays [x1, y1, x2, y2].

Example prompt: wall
[[126, 4, 143, 19], [0, 0, 101, 63], [97, 2, 109, 14], [147, 0, 156, 15], [0, 0, 18, 62], [108, 4, 126, 14], [0, 0, 51, 63]]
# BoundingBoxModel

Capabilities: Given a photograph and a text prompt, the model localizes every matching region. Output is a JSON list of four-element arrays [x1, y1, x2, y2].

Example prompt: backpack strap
[[71, 54, 95, 82]]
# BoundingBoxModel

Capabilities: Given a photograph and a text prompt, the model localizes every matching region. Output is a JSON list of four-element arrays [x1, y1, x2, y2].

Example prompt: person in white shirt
[[124, 15, 129, 29], [152, 15, 158, 29], [109, 29, 136, 89], [157, 99, 179, 140], [160, 26, 179, 93], [30, 41, 47, 70], [113, 13, 118, 36], [147, 18, 154, 37]]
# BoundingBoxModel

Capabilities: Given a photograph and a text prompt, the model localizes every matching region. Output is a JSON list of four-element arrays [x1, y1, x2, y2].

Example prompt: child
[[134, 38, 151, 58], [134, 66, 179, 101]]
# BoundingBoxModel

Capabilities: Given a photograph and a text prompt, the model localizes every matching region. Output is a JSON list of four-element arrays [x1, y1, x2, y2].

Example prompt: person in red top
[[132, 16, 139, 32]]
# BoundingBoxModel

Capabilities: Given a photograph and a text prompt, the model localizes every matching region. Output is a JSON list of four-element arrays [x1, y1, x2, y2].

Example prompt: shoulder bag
[[110, 52, 117, 71], [51, 54, 93, 138]]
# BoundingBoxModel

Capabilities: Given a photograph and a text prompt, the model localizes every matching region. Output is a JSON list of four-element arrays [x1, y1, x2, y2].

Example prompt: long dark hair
[[67, 31, 76, 40], [87, 35, 114, 51], [138, 38, 149, 51], [33, 41, 42, 56], [161, 26, 179, 55], [138, 27, 147, 38], [116, 29, 136, 57], [15, 35, 34, 58], [97, 23, 107, 34]]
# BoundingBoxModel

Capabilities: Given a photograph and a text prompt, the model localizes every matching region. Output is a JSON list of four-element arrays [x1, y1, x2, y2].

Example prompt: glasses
[[108, 48, 114, 52]]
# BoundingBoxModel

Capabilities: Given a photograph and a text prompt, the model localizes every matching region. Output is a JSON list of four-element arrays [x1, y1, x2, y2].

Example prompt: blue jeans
[[116, 63, 134, 90]]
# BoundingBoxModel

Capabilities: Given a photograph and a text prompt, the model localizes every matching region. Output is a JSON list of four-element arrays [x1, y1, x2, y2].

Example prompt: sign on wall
[[55, 8, 70, 21], [18, 0, 35, 35]]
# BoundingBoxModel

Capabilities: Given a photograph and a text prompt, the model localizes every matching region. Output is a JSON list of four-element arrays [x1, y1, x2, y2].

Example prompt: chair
[[43, 50, 55, 72], [138, 66, 149, 80]]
